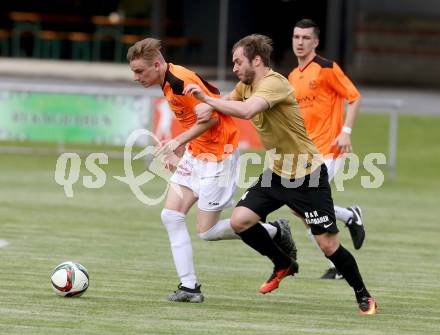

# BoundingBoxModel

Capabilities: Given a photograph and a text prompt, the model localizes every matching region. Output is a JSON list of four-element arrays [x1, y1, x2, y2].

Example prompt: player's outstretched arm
[[154, 117, 219, 157], [195, 94, 234, 124], [184, 84, 268, 120]]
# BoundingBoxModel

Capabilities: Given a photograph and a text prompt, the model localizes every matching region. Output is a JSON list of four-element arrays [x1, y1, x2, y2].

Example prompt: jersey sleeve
[[253, 75, 293, 108], [229, 82, 243, 101], [324, 63, 361, 103]]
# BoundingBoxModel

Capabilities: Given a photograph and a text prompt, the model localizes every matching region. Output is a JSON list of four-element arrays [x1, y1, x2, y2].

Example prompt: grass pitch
[[0, 114, 439, 335]]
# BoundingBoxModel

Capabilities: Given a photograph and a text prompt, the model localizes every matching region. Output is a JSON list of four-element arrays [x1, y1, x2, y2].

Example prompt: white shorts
[[324, 156, 344, 182], [170, 149, 240, 211]]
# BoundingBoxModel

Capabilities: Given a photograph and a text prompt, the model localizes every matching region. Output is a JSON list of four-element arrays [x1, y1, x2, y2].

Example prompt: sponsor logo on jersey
[[296, 96, 315, 104]]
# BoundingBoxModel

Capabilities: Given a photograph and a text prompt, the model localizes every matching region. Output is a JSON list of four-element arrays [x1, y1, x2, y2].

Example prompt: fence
[[361, 98, 403, 180], [0, 81, 403, 178]]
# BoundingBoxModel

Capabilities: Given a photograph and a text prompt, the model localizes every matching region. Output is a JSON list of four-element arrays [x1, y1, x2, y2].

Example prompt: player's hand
[[183, 84, 206, 101], [154, 138, 181, 158], [333, 132, 353, 153], [153, 139, 184, 171], [161, 151, 181, 171], [195, 103, 213, 124]]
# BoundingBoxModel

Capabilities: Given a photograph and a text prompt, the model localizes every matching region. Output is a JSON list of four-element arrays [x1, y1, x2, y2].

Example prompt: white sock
[[334, 206, 353, 223], [198, 219, 238, 240], [198, 220, 278, 241], [161, 208, 197, 289], [307, 228, 335, 268]]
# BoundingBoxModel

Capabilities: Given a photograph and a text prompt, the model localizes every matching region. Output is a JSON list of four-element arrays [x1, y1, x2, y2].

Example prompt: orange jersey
[[288, 55, 361, 157], [162, 63, 239, 160]]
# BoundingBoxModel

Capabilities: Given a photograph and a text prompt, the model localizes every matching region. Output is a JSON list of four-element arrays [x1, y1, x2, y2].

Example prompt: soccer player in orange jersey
[[127, 38, 296, 303], [288, 19, 366, 280]]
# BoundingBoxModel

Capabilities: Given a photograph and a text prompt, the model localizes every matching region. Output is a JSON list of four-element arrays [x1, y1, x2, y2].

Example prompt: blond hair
[[126, 37, 165, 63]]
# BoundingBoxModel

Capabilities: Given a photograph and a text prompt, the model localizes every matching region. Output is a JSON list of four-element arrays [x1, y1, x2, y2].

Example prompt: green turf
[[1, 114, 439, 334]]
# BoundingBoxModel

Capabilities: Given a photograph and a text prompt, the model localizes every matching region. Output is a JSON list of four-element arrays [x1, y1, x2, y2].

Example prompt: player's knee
[[319, 236, 340, 256], [161, 208, 185, 226], [321, 245, 335, 256], [230, 207, 259, 233], [230, 217, 249, 233]]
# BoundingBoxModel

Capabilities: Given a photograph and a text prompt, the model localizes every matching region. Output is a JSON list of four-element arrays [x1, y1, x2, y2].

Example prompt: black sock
[[238, 223, 291, 269], [327, 245, 370, 302]]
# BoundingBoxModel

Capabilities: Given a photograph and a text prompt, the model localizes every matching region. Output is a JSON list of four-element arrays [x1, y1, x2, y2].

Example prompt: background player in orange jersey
[[288, 19, 365, 280], [127, 38, 296, 303]]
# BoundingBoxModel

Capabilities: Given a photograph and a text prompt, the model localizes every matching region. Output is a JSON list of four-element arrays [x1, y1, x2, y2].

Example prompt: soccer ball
[[50, 261, 89, 297]]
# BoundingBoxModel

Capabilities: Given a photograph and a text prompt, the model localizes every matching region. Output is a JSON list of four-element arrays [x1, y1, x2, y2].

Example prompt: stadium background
[[0, 0, 439, 334]]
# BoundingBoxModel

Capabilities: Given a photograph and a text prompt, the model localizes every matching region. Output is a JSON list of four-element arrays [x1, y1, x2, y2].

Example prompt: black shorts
[[237, 164, 338, 235]]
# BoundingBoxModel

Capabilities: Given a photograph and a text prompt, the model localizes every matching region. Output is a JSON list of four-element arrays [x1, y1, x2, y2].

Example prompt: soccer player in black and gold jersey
[[185, 34, 377, 315]]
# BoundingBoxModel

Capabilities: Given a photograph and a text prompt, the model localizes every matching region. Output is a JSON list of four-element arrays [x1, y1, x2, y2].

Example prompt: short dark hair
[[294, 19, 320, 38], [232, 34, 273, 67]]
